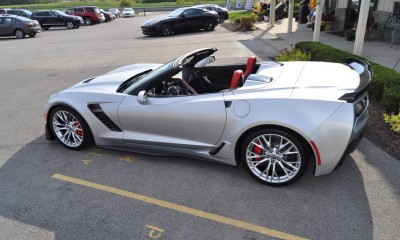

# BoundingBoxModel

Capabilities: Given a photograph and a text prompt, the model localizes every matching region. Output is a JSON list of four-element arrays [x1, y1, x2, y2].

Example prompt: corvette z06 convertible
[[45, 48, 372, 186]]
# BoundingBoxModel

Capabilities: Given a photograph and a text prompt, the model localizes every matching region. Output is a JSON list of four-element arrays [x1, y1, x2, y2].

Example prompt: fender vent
[[87, 104, 122, 132]]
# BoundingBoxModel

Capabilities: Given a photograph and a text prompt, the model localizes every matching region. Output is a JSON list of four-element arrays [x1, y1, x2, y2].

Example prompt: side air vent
[[87, 104, 122, 132], [82, 77, 96, 83]]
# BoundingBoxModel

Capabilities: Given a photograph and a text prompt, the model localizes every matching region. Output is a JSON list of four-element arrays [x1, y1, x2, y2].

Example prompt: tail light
[[23, 21, 34, 27]]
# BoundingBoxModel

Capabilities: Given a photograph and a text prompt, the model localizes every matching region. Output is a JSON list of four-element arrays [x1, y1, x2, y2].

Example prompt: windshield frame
[[123, 61, 178, 95], [168, 8, 186, 17]]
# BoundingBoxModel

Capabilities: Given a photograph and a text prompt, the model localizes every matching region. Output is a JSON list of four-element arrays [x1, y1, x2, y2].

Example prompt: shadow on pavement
[[0, 135, 373, 240]]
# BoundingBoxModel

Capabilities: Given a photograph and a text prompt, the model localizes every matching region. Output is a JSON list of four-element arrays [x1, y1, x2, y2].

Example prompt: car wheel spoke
[[52, 110, 84, 148], [246, 133, 302, 184]]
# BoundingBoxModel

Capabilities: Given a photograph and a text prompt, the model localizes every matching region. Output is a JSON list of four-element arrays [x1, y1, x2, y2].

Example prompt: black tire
[[15, 29, 25, 39], [66, 21, 74, 29], [84, 17, 92, 25], [240, 129, 308, 187], [29, 33, 36, 38], [217, 15, 224, 23], [160, 23, 172, 36], [204, 19, 215, 31], [49, 106, 93, 150]]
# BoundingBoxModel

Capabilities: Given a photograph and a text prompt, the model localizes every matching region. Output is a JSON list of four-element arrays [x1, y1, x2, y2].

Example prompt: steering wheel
[[171, 78, 198, 95], [159, 78, 197, 96]]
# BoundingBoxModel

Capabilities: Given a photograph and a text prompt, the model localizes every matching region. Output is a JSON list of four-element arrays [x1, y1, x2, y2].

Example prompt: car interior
[[147, 56, 260, 96]]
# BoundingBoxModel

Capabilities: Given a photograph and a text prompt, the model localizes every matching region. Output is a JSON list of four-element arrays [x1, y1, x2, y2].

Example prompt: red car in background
[[66, 6, 102, 25]]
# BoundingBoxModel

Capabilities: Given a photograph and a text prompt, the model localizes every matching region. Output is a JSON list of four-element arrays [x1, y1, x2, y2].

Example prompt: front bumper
[[141, 25, 159, 35]]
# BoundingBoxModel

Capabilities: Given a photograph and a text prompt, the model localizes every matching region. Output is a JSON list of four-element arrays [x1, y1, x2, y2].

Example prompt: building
[[330, 0, 400, 32]]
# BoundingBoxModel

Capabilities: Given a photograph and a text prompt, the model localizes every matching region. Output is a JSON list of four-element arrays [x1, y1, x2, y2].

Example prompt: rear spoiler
[[339, 58, 373, 102]]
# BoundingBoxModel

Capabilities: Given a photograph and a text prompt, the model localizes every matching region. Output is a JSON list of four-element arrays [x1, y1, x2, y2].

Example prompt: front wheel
[[66, 21, 74, 29], [84, 17, 92, 25], [160, 23, 172, 36], [241, 129, 308, 186], [204, 19, 215, 31], [15, 29, 25, 39], [49, 106, 93, 150]]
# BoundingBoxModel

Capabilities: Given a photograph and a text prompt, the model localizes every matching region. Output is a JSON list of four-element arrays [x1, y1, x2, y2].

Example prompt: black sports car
[[141, 7, 219, 36], [194, 4, 229, 23]]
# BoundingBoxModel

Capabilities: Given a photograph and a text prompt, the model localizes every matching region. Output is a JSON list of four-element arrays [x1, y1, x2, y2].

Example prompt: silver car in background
[[108, 8, 120, 18], [0, 15, 41, 38], [44, 48, 372, 186]]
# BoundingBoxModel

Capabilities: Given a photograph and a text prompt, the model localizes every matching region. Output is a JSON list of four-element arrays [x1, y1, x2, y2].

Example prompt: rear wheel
[[241, 129, 308, 186], [160, 23, 172, 36], [204, 19, 215, 31], [66, 21, 74, 29], [84, 17, 92, 25], [15, 29, 25, 39], [219, 15, 226, 23], [49, 106, 93, 150]]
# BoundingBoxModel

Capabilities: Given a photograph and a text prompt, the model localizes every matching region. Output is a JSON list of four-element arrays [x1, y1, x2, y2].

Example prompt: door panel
[[118, 93, 227, 151]]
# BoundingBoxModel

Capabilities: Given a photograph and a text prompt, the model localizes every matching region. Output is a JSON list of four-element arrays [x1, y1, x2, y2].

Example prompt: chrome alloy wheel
[[52, 110, 84, 148], [15, 29, 25, 39], [66, 21, 74, 29], [245, 133, 302, 184]]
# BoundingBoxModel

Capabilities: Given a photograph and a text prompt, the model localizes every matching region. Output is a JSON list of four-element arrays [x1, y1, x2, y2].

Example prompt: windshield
[[54, 10, 68, 16], [123, 61, 174, 94], [124, 8, 133, 11], [168, 8, 185, 17]]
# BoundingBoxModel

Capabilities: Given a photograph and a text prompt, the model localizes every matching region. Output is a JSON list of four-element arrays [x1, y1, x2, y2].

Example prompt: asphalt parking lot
[[0, 12, 399, 240]]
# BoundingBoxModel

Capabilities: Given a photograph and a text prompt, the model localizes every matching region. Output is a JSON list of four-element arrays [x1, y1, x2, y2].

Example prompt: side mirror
[[137, 90, 148, 104]]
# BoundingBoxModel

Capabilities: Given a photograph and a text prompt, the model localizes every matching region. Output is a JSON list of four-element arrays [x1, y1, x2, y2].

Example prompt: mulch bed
[[364, 98, 400, 160]]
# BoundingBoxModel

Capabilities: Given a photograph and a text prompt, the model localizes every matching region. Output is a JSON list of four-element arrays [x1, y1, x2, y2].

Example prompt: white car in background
[[122, 8, 135, 18]]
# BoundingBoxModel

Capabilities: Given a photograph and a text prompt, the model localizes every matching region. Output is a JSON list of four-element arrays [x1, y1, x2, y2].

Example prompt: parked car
[[31, 10, 83, 30], [194, 4, 229, 23], [99, 13, 105, 23], [66, 6, 102, 25], [108, 8, 120, 18], [122, 8, 135, 18], [44, 48, 372, 186], [4, 9, 33, 18], [0, 15, 41, 38], [100, 9, 113, 22], [141, 7, 219, 36], [0, 8, 11, 15]]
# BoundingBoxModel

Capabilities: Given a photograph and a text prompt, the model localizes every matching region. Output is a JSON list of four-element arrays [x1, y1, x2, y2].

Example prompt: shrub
[[275, 48, 311, 61], [120, 0, 131, 7], [234, 14, 257, 31], [383, 113, 400, 132], [383, 84, 400, 114]]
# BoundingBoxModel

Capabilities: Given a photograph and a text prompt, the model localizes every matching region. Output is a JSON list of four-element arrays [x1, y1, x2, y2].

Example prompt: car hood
[[246, 61, 360, 101], [66, 64, 162, 93]]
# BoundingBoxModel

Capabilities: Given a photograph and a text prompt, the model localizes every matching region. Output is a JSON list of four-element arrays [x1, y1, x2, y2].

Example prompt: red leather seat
[[244, 56, 256, 80], [230, 70, 244, 89]]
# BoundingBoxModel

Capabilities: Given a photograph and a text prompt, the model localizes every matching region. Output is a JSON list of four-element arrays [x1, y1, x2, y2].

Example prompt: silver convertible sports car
[[45, 48, 372, 186]]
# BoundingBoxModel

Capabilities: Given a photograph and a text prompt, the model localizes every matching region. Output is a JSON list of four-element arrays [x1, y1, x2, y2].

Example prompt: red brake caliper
[[75, 122, 83, 137], [253, 141, 262, 161]]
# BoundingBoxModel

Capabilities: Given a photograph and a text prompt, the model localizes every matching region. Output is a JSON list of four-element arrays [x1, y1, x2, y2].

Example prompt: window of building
[[394, 0, 400, 15]]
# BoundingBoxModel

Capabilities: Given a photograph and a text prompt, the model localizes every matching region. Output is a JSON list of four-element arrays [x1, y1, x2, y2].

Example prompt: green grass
[[228, 10, 252, 21], [0, 0, 226, 11]]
